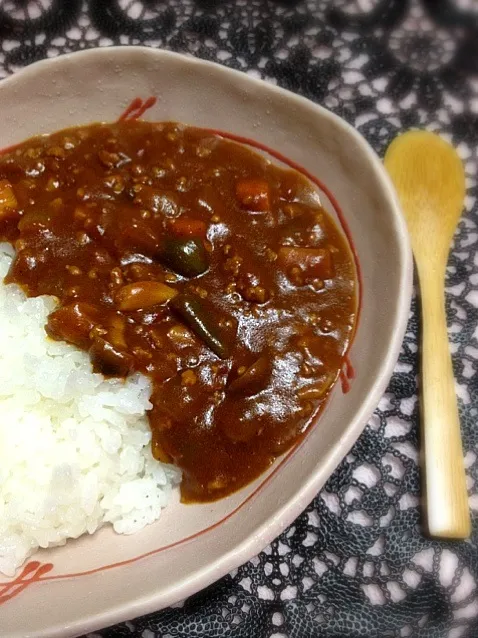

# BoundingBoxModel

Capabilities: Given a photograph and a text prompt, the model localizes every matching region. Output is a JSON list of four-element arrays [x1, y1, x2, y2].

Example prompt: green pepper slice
[[170, 293, 231, 359], [159, 237, 209, 278]]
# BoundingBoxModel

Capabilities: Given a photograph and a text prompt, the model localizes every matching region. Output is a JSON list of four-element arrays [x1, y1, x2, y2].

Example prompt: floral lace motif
[[1, 1, 477, 636]]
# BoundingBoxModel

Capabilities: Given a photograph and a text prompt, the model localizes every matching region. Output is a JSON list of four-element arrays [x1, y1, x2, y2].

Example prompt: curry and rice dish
[[0, 121, 356, 574]]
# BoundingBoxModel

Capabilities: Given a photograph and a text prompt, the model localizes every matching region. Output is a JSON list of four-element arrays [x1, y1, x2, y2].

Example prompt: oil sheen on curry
[[0, 121, 357, 503]]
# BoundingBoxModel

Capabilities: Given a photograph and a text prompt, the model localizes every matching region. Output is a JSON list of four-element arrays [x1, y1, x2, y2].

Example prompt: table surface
[[1, 1, 478, 637]]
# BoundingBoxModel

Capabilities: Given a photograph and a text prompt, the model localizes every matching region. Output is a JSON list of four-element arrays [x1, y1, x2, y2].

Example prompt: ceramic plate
[[0, 47, 412, 638]]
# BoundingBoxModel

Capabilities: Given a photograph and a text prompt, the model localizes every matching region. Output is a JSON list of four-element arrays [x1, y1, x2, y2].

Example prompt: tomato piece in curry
[[0, 121, 357, 503]]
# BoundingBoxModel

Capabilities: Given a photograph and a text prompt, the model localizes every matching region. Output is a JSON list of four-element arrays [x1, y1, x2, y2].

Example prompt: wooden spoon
[[384, 130, 471, 539]]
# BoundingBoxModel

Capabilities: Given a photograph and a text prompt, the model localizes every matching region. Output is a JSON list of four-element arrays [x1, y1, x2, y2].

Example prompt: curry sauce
[[0, 121, 356, 502]]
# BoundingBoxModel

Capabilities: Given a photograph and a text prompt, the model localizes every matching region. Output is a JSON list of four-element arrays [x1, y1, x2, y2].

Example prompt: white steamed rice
[[0, 243, 181, 577]]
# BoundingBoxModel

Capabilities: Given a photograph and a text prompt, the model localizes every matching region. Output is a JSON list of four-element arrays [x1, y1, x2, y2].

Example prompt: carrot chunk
[[169, 216, 208, 238], [235, 179, 270, 212], [278, 246, 334, 283]]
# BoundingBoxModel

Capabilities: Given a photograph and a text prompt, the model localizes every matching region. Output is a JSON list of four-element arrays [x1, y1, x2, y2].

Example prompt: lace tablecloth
[[1, 1, 477, 636]]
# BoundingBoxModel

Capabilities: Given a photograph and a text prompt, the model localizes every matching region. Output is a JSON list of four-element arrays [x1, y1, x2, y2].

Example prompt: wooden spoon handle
[[420, 268, 471, 539]]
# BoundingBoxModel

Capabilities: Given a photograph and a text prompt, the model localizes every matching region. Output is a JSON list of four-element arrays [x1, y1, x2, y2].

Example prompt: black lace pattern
[[1, 1, 478, 637]]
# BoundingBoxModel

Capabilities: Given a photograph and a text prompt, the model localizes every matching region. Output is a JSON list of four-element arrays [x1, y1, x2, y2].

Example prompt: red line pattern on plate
[[0, 97, 359, 599], [339, 355, 355, 394], [0, 561, 54, 606], [118, 96, 157, 121]]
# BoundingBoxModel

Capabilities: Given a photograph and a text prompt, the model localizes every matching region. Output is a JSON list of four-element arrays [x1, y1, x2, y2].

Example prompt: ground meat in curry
[[0, 120, 357, 502]]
